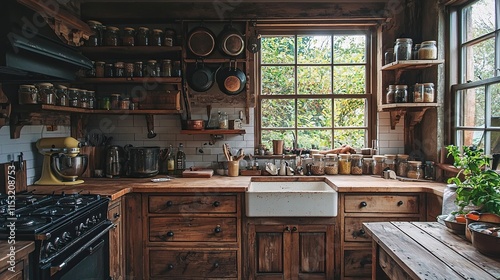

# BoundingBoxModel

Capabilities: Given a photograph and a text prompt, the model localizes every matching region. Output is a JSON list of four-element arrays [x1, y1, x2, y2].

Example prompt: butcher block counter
[[27, 175, 447, 200]]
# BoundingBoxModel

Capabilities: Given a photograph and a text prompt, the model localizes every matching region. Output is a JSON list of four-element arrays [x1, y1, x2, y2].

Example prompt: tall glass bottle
[[176, 143, 186, 173], [167, 145, 176, 176]]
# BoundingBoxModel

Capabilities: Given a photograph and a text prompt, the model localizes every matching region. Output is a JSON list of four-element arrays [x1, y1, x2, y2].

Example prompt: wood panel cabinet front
[[108, 199, 124, 280], [344, 194, 419, 213], [148, 195, 237, 213], [149, 217, 237, 242]]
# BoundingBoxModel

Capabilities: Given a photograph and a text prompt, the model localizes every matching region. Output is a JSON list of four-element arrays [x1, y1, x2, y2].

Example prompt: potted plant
[[447, 145, 500, 216]]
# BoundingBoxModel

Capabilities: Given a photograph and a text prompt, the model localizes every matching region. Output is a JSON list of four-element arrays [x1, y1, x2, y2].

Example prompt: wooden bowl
[[468, 222, 500, 257], [437, 215, 466, 235]]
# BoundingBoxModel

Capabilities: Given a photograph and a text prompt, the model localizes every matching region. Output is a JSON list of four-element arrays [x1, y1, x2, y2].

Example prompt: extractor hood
[[0, 0, 93, 82]]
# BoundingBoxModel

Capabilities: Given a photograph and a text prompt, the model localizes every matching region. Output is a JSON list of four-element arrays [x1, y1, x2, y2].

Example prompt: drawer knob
[[214, 225, 222, 233], [359, 229, 365, 235], [213, 262, 219, 268], [213, 201, 221, 207], [168, 264, 174, 270], [166, 201, 173, 207], [360, 201, 368, 208], [397, 200, 404, 206], [166, 231, 174, 237], [113, 213, 120, 219], [285, 226, 291, 232], [292, 226, 298, 232]]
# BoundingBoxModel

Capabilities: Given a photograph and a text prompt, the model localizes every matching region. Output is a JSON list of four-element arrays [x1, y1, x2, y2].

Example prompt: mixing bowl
[[468, 222, 500, 257], [51, 154, 88, 181]]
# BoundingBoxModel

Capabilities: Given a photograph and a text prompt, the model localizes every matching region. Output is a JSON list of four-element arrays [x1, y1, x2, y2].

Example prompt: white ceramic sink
[[245, 180, 338, 217]]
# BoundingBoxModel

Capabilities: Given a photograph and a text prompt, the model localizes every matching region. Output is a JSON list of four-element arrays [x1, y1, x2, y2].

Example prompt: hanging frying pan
[[188, 61, 214, 92], [187, 26, 216, 57], [218, 24, 245, 57], [216, 61, 246, 95]]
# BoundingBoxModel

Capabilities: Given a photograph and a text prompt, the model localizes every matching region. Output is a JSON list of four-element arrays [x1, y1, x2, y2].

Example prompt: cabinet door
[[108, 200, 124, 280], [248, 224, 291, 280], [295, 224, 335, 280]]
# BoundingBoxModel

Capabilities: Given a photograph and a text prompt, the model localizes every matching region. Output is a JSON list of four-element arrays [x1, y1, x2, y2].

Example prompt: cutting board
[[0, 160, 27, 194], [182, 169, 214, 178]]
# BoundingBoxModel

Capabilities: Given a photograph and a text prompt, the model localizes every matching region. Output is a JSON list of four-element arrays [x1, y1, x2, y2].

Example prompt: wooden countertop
[[363, 222, 500, 280], [27, 175, 447, 200], [0, 241, 35, 271]]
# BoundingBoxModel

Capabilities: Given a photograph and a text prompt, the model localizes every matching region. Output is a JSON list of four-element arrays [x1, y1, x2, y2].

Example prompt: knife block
[[80, 146, 104, 178], [1, 160, 27, 193]]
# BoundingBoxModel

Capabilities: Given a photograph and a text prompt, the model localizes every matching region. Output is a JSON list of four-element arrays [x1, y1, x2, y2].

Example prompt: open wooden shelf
[[378, 103, 438, 129], [77, 77, 182, 84], [378, 102, 438, 111], [16, 104, 181, 115], [381, 59, 444, 71], [79, 46, 182, 56], [180, 129, 246, 135]]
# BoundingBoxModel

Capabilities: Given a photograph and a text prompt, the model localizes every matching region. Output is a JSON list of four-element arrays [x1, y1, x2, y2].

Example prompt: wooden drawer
[[149, 217, 237, 242], [343, 249, 372, 278], [149, 250, 238, 279], [0, 260, 24, 280], [148, 195, 237, 214], [344, 217, 416, 242], [378, 247, 412, 280], [344, 194, 420, 213], [108, 201, 122, 223]]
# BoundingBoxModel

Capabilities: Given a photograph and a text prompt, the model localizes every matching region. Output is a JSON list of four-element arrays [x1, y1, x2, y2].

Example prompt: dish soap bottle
[[167, 145, 176, 176], [176, 143, 186, 174]]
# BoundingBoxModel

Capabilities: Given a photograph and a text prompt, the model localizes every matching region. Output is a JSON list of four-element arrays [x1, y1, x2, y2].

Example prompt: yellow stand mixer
[[35, 137, 87, 185]]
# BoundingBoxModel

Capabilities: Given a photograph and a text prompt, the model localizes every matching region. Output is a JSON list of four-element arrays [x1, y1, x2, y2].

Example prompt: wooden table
[[363, 222, 500, 280]]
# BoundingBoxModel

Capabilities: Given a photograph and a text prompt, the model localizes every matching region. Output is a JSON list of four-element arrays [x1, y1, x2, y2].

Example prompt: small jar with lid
[[412, 43, 421, 60], [394, 38, 412, 61], [134, 61, 143, 77], [54, 84, 68, 106], [110, 94, 121, 109], [161, 59, 172, 77], [351, 154, 363, 175], [372, 155, 385, 176], [120, 98, 130, 110], [95, 61, 105, 77], [218, 112, 228, 129], [136, 27, 149, 46], [172, 61, 181, 77], [164, 28, 176, 46], [394, 85, 408, 103], [324, 154, 338, 175], [124, 62, 134, 77], [114, 62, 125, 77], [418, 41, 437, 60], [362, 158, 373, 175], [122, 27, 135, 46], [144, 60, 158, 77], [100, 96, 110, 110], [79, 90, 89, 108], [338, 154, 351, 175], [36, 83, 56, 105], [396, 154, 409, 177], [87, 90, 96, 109], [311, 154, 325, 175], [104, 26, 120, 46], [18, 85, 38, 104], [384, 48, 394, 65], [383, 154, 397, 171], [104, 63, 114, 77], [86, 20, 103, 47], [424, 161, 435, 180], [407, 161, 423, 179], [67, 88, 80, 107], [412, 83, 424, 102], [386, 85, 395, 104], [151, 29, 163, 46], [86, 61, 96, 78], [423, 83, 435, 102]]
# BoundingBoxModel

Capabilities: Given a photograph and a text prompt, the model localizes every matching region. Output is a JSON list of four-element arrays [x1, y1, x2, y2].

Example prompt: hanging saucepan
[[188, 60, 214, 92], [218, 24, 245, 57], [216, 61, 247, 95], [187, 26, 216, 57]]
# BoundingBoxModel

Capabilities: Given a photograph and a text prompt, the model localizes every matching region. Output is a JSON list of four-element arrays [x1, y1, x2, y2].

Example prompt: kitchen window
[[450, 0, 500, 154], [256, 31, 372, 150]]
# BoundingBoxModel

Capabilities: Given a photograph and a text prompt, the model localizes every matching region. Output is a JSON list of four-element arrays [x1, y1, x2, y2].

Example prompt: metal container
[[105, 146, 124, 178], [126, 146, 160, 177], [18, 84, 38, 104], [51, 154, 88, 181]]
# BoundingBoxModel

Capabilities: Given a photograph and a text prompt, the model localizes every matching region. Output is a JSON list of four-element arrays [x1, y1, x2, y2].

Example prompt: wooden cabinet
[[246, 219, 335, 279], [426, 192, 443, 221], [144, 193, 242, 280], [339, 193, 426, 280], [108, 198, 125, 280], [0, 241, 34, 280]]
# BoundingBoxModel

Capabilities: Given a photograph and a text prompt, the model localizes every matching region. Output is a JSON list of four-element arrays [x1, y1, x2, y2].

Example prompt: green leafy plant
[[447, 145, 500, 215]]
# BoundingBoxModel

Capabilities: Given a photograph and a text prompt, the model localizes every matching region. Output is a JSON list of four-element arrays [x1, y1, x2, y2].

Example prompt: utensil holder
[[228, 161, 239, 177]]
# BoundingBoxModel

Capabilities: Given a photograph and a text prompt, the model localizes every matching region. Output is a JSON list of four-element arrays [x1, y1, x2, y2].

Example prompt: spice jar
[[136, 27, 149, 46], [383, 154, 397, 171], [110, 94, 121, 109], [312, 154, 325, 175], [218, 112, 228, 129], [54, 85, 68, 106], [372, 155, 385, 176], [86, 61, 96, 78], [412, 83, 424, 102], [79, 90, 89, 108], [18, 85, 38, 104], [407, 161, 423, 179], [394, 38, 412, 61], [396, 154, 409, 177], [67, 88, 79, 107], [412, 44, 421, 60], [384, 48, 394, 65], [86, 20, 103, 47], [161, 59, 172, 77], [151, 29, 163, 46], [351, 154, 363, 175], [423, 83, 435, 102], [120, 98, 130, 110], [386, 85, 395, 104], [418, 41, 437, 60], [100, 97, 110, 110], [338, 154, 351, 175], [325, 154, 338, 175], [134, 61, 143, 77], [144, 60, 159, 77], [87, 90, 96, 109], [37, 83, 56, 105], [104, 63, 114, 77], [164, 28, 175, 46], [95, 61, 105, 77], [124, 63, 134, 77], [424, 161, 435, 180], [172, 61, 181, 77], [362, 158, 373, 175], [114, 62, 125, 77], [122, 27, 135, 46], [394, 84, 408, 103], [104, 26, 120, 46]]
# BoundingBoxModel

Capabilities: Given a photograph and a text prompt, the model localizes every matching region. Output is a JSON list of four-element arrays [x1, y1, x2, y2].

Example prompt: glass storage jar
[[122, 27, 135, 46], [386, 84, 395, 104], [151, 29, 163, 46], [412, 43, 421, 60], [412, 83, 424, 102], [424, 161, 435, 180], [407, 161, 423, 179], [164, 28, 176, 46], [384, 48, 394, 65], [351, 154, 363, 175], [54, 84, 68, 106], [134, 61, 143, 77], [114, 62, 124, 77], [79, 90, 89, 108], [110, 94, 121, 109], [394, 38, 412, 61], [362, 158, 373, 175], [172, 61, 181, 77], [161, 59, 172, 77], [418, 40, 437, 60], [67, 88, 79, 107], [36, 83, 56, 105], [95, 61, 105, 77], [120, 98, 130, 110], [86, 20, 103, 47], [145, 60, 158, 77], [124, 63, 134, 77], [104, 63, 114, 77], [383, 154, 397, 171], [338, 154, 351, 175], [372, 155, 385, 176], [136, 27, 149, 46], [396, 154, 409, 177], [324, 154, 338, 175], [218, 112, 228, 129], [312, 154, 325, 175], [100, 97, 110, 110], [18, 85, 38, 105], [423, 83, 435, 102], [104, 26, 120, 46], [86, 61, 96, 78], [394, 84, 408, 103]]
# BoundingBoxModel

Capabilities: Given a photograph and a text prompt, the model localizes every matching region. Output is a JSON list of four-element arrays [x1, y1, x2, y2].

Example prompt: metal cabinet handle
[[166, 231, 174, 237], [360, 201, 368, 208], [113, 212, 120, 219], [397, 200, 404, 206], [166, 201, 173, 207], [168, 264, 174, 270], [214, 225, 222, 233], [213, 262, 219, 268], [213, 201, 220, 207]]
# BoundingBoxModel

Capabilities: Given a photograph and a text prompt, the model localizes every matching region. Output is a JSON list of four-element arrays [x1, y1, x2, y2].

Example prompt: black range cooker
[[0, 192, 112, 280]]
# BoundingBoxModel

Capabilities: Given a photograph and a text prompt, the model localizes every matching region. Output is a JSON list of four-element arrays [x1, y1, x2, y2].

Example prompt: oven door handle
[[50, 222, 114, 276]]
